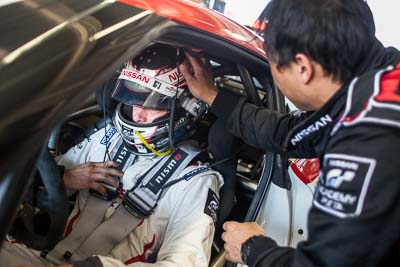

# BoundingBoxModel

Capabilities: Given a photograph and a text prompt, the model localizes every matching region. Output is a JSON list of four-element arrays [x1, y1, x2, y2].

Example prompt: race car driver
[[1, 43, 223, 267], [179, 0, 400, 266]]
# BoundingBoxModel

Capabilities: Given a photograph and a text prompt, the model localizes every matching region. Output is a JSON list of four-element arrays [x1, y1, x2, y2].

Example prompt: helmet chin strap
[[135, 131, 172, 156]]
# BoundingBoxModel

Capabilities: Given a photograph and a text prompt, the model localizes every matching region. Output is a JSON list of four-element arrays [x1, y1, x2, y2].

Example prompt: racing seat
[[208, 118, 241, 226], [95, 76, 119, 117], [79, 75, 118, 140]]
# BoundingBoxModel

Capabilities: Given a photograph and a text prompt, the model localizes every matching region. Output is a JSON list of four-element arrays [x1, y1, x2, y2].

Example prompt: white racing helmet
[[112, 44, 207, 156]]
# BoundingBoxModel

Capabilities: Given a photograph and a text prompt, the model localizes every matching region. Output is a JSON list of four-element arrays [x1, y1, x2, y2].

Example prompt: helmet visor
[[112, 67, 184, 110]]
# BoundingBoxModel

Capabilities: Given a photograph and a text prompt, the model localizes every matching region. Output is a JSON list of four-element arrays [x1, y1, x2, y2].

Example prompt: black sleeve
[[211, 90, 316, 158], [245, 236, 295, 267], [247, 124, 400, 267]]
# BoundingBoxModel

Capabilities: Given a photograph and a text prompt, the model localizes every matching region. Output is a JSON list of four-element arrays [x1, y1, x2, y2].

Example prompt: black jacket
[[211, 43, 400, 267]]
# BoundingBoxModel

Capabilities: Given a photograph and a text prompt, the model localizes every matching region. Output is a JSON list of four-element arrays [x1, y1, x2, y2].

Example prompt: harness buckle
[[122, 190, 155, 219], [89, 181, 122, 201]]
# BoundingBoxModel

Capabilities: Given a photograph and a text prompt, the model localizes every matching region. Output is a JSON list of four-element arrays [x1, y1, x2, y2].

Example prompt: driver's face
[[131, 106, 168, 123]]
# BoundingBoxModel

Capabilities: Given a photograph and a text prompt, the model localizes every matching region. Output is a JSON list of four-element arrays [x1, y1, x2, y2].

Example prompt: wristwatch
[[241, 235, 263, 264]]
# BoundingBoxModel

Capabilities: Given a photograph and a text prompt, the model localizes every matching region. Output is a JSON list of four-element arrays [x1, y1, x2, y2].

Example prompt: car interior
[[7, 42, 283, 261], [7, 43, 282, 260]]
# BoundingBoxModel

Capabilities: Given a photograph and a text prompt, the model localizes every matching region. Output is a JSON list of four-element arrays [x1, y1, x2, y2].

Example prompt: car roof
[[118, 0, 266, 58]]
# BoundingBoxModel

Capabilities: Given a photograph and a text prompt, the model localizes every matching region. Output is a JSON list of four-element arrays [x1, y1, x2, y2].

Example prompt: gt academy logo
[[325, 169, 355, 188], [314, 154, 376, 218]]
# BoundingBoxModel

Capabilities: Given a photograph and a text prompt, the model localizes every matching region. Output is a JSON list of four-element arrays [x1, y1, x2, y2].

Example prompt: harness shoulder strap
[[45, 191, 111, 264], [71, 205, 141, 261], [123, 145, 201, 218]]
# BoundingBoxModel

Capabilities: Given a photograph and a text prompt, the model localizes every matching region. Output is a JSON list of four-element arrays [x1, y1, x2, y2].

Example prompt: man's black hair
[[263, 0, 376, 82]]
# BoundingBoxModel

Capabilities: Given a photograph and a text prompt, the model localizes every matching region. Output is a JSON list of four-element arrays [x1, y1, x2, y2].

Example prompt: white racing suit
[[1, 125, 223, 267]]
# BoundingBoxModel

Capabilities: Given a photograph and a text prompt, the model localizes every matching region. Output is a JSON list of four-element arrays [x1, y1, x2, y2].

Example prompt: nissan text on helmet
[[112, 43, 207, 156]]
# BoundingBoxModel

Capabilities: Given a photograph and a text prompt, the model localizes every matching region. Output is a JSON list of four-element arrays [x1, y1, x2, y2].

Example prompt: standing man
[[179, 0, 400, 266]]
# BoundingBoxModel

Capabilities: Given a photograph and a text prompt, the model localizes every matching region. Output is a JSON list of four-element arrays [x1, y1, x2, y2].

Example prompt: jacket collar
[[285, 84, 347, 150], [352, 38, 398, 76]]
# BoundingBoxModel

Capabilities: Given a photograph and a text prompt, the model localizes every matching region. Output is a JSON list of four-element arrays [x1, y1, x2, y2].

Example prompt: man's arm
[[179, 54, 315, 158], [211, 90, 312, 156]]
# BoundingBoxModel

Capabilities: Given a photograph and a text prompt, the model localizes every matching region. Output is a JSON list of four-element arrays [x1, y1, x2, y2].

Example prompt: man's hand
[[63, 160, 123, 196], [222, 221, 265, 264], [179, 52, 218, 106]]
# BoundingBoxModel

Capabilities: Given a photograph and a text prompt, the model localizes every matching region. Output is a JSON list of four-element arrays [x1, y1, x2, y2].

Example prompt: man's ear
[[294, 53, 314, 84]]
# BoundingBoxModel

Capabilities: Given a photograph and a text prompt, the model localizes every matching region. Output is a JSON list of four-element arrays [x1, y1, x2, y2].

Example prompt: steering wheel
[[10, 148, 69, 250]]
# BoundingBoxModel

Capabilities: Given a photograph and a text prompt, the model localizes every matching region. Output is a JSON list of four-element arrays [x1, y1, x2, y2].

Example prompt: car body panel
[[290, 158, 320, 184], [256, 168, 316, 247], [118, 0, 265, 58]]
